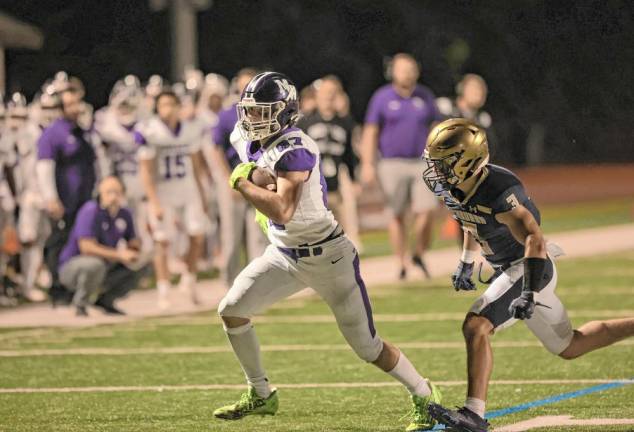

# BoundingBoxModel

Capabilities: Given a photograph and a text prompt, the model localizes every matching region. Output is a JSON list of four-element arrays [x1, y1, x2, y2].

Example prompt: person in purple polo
[[58, 176, 142, 316], [360, 53, 442, 280], [36, 84, 97, 290], [208, 67, 267, 287]]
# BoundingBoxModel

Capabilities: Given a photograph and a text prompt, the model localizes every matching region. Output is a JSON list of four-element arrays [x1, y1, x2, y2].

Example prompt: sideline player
[[136, 90, 207, 308], [422, 119, 634, 432], [94, 77, 149, 249], [212, 72, 442, 432]]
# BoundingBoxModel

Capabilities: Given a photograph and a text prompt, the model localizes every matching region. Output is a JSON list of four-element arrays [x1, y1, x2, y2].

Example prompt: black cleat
[[428, 403, 489, 432], [399, 267, 407, 280], [412, 255, 432, 279], [95, 299, 126, 315]]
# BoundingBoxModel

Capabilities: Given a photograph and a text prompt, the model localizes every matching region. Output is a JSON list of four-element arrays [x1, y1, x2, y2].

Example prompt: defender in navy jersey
[[423, 119, 634, 432]]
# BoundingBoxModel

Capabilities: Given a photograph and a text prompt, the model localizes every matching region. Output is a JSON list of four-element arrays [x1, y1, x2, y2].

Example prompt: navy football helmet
[[237, 71, 299, 141]]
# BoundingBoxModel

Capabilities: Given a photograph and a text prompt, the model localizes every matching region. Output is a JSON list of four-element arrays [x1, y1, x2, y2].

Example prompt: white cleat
[[24, 289, 47, 302]]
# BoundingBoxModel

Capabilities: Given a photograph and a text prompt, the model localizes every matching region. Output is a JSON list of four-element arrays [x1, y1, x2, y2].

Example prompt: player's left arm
[[234, 170, 307, 225], [496, 205, 548, 319]]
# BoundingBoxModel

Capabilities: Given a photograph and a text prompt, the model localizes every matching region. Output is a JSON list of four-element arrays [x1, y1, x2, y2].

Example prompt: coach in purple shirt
[[360, 53, 442, 280], [59, 177, 142, 316], [36, 84, 97, 291]]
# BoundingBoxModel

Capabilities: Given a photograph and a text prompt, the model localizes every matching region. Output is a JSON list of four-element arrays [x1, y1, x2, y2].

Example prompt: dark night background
[[2, 0, 633, 165]]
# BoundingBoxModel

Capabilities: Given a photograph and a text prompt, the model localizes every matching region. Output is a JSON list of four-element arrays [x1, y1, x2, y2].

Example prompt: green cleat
[[404, 380, 442, 431], [213, 387, 279, 420]]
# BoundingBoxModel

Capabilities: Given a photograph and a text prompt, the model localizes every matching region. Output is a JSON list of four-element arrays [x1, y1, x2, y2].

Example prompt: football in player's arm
[[422, 118, 634, 432]]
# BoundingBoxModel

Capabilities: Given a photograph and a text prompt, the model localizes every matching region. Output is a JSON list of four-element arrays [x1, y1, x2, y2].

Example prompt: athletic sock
[[225, 323, 272, 398], [387, 351, 432, 397], [181, 271, 197, 286], [465, 397, 486, 418], [157, 280, 170, 296]]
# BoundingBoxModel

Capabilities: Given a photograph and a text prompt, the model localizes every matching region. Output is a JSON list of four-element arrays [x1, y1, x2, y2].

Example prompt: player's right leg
[[428, 263, 529, 432], [377, 159, 410, 279], [147, 206, 174, 309], [309, 238, 441, 431], [213, 245, 304, 421]]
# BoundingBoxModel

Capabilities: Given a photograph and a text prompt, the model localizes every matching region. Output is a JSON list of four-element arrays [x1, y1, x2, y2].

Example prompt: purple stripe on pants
[[352, 253, 376, 338]]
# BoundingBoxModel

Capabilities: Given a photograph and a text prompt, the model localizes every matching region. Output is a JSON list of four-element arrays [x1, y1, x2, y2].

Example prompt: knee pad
[[352, 336, 384, 363]]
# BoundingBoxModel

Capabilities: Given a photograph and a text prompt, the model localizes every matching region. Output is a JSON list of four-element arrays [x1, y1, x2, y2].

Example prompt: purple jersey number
[[163, 154, 186, 179]]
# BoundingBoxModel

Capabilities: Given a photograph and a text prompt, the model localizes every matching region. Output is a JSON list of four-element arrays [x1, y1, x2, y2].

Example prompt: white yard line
[[1, 339, 633, 357], [154, 309, 634, 325], [2, 380, 633, 394]]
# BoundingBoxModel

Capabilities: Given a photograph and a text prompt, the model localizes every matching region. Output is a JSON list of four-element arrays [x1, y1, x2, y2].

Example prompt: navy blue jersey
[[442, 164, 540, 267]]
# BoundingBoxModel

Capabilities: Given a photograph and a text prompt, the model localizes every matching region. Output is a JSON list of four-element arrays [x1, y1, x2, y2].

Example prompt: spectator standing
[[436, 73, 492, 129], [360, 53, 442, 279], [297, 75, 362, 249], [36, 83, 97, 294], [58, 176, 141, 316]]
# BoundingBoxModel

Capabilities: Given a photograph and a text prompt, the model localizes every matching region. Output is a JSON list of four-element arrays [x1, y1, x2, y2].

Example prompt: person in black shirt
[[422, 119, 634, 432], [297, 76, 361, 248]]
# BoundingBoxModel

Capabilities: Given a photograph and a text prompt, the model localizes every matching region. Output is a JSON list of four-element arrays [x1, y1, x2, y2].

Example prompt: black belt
[[278, 227, 344, 261]]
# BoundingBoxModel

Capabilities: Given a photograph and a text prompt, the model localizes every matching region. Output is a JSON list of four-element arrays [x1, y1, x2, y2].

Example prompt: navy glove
[[451, 261, 476, 291], [508, 291, 535, 320]]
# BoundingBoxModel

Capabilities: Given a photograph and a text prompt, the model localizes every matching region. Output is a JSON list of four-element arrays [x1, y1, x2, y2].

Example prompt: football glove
[[229, 162, 257, 189], [451, 261, 476, 291], [508, 291, 535, 320], [254, 209, 269, 235]]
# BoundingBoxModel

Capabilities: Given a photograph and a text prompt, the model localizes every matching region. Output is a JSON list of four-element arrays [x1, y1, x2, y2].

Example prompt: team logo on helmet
[[274, 79, 297, 101]]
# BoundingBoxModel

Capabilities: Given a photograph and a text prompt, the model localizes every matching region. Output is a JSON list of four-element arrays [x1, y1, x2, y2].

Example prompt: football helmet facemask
[[237, 72, 299, 142], [422, 118, 489, 194]]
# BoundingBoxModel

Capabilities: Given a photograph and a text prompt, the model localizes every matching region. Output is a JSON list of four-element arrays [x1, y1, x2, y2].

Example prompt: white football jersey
[[235, 125, 337, 248], [0, 123, 41, 197], [94, 108, 143, 199], [135, 116, 204, 206]]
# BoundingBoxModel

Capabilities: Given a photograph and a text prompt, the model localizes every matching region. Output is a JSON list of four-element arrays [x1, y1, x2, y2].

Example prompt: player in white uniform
[[94, 77, 150, 250], [137, 89, 207, 308], [212, 72, 441, 432]]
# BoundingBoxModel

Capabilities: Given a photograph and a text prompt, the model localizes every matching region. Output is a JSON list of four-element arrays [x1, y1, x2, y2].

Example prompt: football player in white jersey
[[94, 77, 149, 248], [137, 90, 208, 308], [212, 72, 442, 432], [12, 91, 60, 301]]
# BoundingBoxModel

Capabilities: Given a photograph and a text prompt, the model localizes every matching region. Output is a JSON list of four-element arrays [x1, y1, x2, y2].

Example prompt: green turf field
[[360, 197, 634, 258], [0, 252, 633, 431]]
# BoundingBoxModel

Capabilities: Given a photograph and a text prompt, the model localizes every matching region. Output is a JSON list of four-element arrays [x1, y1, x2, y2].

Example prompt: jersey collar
[[456, 167, 489, 206]]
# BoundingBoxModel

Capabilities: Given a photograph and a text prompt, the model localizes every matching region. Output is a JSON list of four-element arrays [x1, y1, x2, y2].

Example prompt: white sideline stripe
[[2, 380, 633, 394], [1, 340, 633, 357]]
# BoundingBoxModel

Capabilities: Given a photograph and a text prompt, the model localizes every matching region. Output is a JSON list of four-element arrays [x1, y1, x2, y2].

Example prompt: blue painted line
[[430, 378, 634, 430]]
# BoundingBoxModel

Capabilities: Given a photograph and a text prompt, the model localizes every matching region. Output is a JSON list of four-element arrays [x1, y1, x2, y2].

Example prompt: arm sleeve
[[364, 90, 384, 125], [36, 160, 60, 201], [275, 148, 316, 172], [123, 209, 137, 240], [74, 203, 99, 240], [37, 128, 57, 160]]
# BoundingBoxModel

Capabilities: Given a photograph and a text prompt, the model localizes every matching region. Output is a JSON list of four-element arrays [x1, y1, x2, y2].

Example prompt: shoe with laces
[[213, 387, 278, 420], [428, 403, 490, 432], [404, 380, 442, 431]]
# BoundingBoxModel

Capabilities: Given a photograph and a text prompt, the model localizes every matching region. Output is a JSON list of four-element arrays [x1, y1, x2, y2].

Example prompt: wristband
[[523, 257, 547, 292], [461, 249, 477, 264]]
